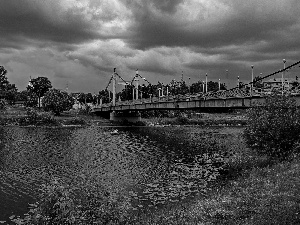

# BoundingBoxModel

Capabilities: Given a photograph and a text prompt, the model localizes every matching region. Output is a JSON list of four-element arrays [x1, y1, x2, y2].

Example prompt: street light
[[188, 77, 191, 94], [205, 73, 208, 93], [237, 76, 240, 88], [251, 65, 254, 96], [219, 78, 221, 91], [282, 59, 286, 95], [158, 88, 162, 98]]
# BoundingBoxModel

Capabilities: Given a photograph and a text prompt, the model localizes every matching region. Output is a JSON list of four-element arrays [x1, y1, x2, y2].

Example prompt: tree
[[0, 66, 18, 103], [253, 76, 264, 88], [27, 77, 52, 107], [42, 89, 74, 116], [244, 93, 300, 158], [206, 81, 226, 92]]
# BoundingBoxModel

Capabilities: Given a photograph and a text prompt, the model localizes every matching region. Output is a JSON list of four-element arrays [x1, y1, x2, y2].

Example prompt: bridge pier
[[109, 111, 141, 123]]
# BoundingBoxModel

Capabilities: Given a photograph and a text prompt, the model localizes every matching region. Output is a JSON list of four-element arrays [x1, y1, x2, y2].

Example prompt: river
[[0, 123, 237, 222]]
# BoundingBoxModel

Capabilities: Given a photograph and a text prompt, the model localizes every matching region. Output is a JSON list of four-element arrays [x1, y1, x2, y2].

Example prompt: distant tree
[[5, 84, 18, 104], [42, 89, 74, 116], [15, 90, 29, 102], [238, 81, 246, 89], [253, 76, 264, 88], [24, 91, 38, 107], [190, 81, 204, 94], [98, 90, 112, 103], [207, 81, 227, 92], [0, 66, 18, 103], [85, 93, 93, 103], [27, 77, 52, 107]]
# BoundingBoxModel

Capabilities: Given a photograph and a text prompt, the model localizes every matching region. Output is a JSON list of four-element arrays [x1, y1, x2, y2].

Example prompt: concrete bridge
[[92, 94, 266, 122], [92, 62, 300, 122]]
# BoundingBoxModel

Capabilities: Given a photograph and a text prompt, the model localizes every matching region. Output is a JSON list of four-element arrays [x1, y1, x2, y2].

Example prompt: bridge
[[92, 61, 300, 122]]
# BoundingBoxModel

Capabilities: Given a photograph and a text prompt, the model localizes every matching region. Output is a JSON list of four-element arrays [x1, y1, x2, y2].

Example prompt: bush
[[10, 178, 132, 224], [0, 99, 6, 110], [42, 89, 74, 116], [244, 93, 300, 158], [18, 109, 58, 126], [63, 117, 86, 126]]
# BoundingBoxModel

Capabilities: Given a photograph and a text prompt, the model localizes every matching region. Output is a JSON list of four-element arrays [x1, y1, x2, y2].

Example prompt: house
[[263, 77, 299, 90]]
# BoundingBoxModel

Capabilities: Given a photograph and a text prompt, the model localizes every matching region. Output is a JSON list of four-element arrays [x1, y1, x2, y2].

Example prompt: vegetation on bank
[[0, 106, 89, 126], [142, 110, 247, 127], [3, 93, 300, 224]]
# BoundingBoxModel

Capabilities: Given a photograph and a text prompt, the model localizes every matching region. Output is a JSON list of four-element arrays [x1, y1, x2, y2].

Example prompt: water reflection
[[0, 125, 231, 221]]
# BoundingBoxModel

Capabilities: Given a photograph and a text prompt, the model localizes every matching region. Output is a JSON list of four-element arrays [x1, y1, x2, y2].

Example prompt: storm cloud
[[0, 0, 299, 92]]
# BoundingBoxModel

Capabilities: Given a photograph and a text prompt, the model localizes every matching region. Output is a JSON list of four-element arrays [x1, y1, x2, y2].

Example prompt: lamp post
[[251, 65, 254, 96], [205, 73, 208, 93], [237, 76, 240, 88], [112, 68, 116, 106], [189, 77, 191, 94], [282, 59, 286, 95], [135, 69, 139, 100], [219, 78, 221, 91]]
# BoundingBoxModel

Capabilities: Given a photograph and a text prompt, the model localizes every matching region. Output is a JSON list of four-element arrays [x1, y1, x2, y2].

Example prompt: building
[[263, 77, 299, 91]]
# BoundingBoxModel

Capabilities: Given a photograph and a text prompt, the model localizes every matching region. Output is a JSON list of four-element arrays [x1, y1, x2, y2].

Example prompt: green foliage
[[27, 77, 52, 98], [24, 91, 38, 107], [0, 66, 18, 104], [42, 89, 74, 116], [18, 109, 58, 126], [0, 99, 6, 110], [63, 117, 86, 125], [27, 77, 52, 107], [244, 93, 300, 157], [10, 178, 132, 224], [10, 179, 79, 224]]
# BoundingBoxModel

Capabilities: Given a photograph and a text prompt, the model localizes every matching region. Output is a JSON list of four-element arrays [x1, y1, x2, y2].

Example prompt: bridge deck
[[92, 95, 268, 113]]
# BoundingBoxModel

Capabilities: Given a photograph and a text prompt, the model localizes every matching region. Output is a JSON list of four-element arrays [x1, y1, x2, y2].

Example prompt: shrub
[[42, 89, 74, 116], [0, 99, 6, 110], [10, 178, 132, 224], [10, 179, 79, 224], [18, 109, 58, 126], [244, 93, 300, 158], [63, 117, 86, 126]]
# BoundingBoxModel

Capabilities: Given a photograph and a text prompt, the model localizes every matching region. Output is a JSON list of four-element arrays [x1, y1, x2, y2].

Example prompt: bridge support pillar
[[109, 111, 141, 123]]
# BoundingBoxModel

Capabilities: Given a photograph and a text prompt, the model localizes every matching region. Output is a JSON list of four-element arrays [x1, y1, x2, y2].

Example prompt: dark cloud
[[0, 0, 102, 49], [1, 0, 300, 92], [124, 0, 300, 55]]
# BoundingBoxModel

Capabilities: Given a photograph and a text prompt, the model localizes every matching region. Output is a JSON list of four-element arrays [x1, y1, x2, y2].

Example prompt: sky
[[0, 0, 300, 93]]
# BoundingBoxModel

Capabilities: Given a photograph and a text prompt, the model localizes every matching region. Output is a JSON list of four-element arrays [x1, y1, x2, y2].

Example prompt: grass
[[4, 107, 300, 224], [0, 106, 90, 126], [129, 130, 300, 225], [143, 113, 248, 127]]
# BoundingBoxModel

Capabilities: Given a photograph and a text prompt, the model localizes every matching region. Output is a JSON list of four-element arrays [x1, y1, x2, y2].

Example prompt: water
[[0, 124, 232, 221]]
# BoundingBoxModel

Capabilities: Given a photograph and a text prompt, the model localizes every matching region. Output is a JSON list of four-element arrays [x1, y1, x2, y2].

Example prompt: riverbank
[[0, 106, 104, 127], [130, 128, 300, 224], [0, 106, 248, 127], [3, 120, 300, 224], [142, 111, 247, 127]]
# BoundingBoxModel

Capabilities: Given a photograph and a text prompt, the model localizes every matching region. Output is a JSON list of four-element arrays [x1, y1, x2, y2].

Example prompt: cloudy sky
[[1, 0, 300, 93]]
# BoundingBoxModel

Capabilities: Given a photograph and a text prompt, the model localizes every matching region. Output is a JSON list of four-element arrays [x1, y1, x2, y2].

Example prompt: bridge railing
[[97, 88, 300, 109]]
